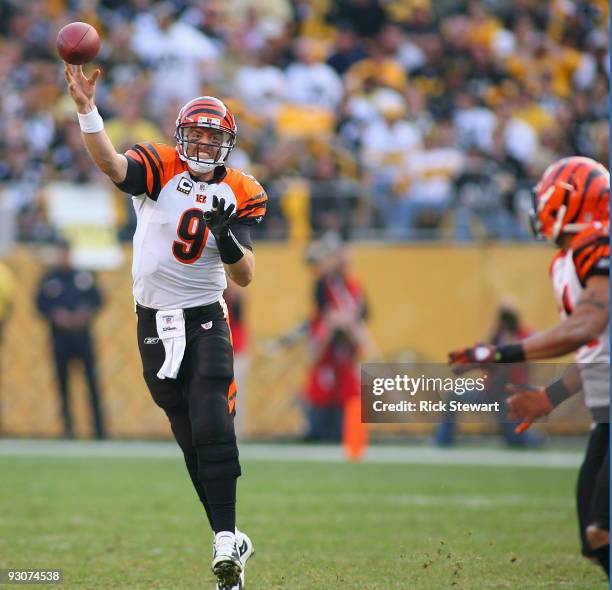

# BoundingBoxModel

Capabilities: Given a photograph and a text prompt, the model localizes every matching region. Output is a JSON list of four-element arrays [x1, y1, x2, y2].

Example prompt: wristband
[[494, 344, 525, 363], [545, 379, 572, 407], [77, 106, 104, 133], [216, 229, 245, 265]]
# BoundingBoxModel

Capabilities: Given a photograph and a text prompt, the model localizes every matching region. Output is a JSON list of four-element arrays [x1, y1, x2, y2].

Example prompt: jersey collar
[[189, 166, 227, 185]]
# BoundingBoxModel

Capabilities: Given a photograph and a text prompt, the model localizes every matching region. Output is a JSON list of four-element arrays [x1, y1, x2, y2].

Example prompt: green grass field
[[0, 450, 607, 590]]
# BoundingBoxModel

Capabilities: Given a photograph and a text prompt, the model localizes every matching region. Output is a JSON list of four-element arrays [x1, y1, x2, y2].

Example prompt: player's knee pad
[[189, 376, 236, 443], [196, 440, 241, 480], [192, 419, 234, 446]]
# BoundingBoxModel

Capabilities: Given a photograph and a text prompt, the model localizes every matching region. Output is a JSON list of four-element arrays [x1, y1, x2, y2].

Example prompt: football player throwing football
[[64, 64, 263, 589]]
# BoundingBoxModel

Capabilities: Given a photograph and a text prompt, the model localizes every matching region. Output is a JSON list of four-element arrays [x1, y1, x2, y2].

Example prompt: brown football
[[57, 22, 101, 65]]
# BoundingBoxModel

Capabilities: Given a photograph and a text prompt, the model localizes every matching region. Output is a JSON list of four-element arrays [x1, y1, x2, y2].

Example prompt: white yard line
[[0, 439, 583, 468]]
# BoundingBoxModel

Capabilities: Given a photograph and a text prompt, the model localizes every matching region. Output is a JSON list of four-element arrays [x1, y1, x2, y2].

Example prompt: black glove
[[203, 195, 235, 240], [204, 195, 244, 264]]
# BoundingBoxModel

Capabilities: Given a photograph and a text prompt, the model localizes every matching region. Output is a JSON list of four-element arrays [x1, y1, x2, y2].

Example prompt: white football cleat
[[212, 532, 242, 590], [214, 529, 254, 590]]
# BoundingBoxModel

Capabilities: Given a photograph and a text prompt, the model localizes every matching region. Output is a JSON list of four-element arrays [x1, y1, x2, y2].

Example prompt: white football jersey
[[117, 142, 267, 309], [549, 222, 610, 409]]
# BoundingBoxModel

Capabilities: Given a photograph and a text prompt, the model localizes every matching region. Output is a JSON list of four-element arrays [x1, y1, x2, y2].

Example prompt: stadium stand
[[0, 0, 608, 243]]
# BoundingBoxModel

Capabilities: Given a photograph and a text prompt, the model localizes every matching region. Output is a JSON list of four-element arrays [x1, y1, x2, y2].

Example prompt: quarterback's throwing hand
[[204, 195, 235, 240], [64, 62, 100, 112]]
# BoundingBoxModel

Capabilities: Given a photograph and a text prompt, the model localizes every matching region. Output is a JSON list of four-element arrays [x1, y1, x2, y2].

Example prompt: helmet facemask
[[175, 124, 236, 174]]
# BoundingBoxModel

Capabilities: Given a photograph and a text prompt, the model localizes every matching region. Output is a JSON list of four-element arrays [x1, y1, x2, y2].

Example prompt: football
[[56, 22, 100, 65]]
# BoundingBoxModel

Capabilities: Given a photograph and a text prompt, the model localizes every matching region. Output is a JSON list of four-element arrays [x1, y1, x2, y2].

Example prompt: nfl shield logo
[[161, 314, 176, 332]]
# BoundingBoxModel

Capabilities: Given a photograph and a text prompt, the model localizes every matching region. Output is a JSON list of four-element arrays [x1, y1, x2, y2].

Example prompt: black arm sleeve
[[113, 156, 147, 195], [229, 222, 253, 251]]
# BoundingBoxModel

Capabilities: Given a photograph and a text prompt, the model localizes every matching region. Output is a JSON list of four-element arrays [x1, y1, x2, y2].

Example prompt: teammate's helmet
[[531, 156, 609, 241], [175, 96, 237, 174]]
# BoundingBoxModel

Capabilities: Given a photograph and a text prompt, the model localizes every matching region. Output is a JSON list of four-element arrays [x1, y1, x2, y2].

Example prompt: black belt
[[136, 301, 221, 321]]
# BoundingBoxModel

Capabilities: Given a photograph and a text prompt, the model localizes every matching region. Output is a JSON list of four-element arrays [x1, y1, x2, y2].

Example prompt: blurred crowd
[[0, 0, 609, 245]]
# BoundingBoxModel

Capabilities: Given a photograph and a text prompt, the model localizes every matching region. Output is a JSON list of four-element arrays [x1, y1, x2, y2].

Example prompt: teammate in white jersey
[[64, 65, 262, 590], [449, 156, 610, 579]]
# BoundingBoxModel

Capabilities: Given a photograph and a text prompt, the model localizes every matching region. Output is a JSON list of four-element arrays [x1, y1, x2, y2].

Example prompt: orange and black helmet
[[175, 96, 237, 174], [531, 156, 609, 241]]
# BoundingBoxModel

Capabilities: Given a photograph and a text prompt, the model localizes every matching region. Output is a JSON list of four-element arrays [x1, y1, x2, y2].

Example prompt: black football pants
[[577, 422, 609, 577], [136, 302, 240, 534]]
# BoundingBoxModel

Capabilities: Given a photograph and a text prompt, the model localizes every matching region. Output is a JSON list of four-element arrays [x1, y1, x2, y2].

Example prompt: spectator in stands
[[326, 25, 367, 76], [285, 37, 344, 112], [51, 121, 100, 182], [104, 94, 165, 152], [130, 1, 222, 116], [307, 151, 359, 237], [326, 0, 388, 39], [490, 95, 538, 175], [233, 48, 287, 122], [345, 37, 407, 95], [453, 148, 530, 241], [97, 19, 147, 89], [36, 241, 106, 439], [393, 119, 464, 238], [359, 88, 422, 227], [452, 91, 497, 153]]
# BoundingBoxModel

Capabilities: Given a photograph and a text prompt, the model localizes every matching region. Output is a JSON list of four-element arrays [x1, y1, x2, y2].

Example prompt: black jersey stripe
[[573, 235, 609, 259], [246, 192, 266, 202], [238, 200, 268, 214], [133, 145, 162, 201], [142, 143, 165, 177]]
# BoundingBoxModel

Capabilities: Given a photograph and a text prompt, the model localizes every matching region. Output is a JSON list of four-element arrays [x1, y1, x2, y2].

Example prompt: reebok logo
[[201, 321, 213, 330], [144, 337, 159, 344]]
